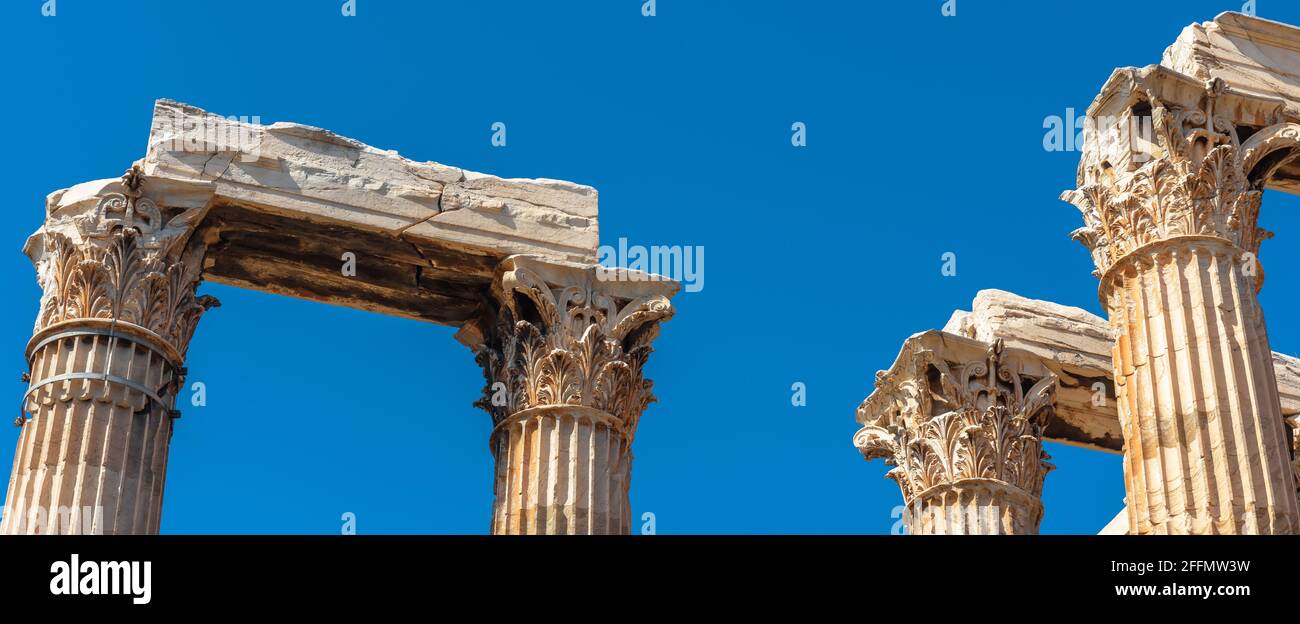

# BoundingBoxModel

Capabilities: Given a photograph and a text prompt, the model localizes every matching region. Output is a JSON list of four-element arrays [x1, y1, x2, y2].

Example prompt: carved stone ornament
[[28, 165, 218, 357], [1061, 74, 1276, 286], [855, 338, 1057, 506], [460, 256, 675, 439]]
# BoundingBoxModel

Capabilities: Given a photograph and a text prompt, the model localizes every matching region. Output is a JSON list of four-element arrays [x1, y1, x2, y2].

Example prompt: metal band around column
[[18, 324, 184, 423]]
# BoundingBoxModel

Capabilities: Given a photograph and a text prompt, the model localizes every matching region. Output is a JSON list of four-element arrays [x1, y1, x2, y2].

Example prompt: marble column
[[855, 335, 1057, 535], [1064, 78, 1300, 534], [0, 167, 216, 535], [457, 256, 676, 535]]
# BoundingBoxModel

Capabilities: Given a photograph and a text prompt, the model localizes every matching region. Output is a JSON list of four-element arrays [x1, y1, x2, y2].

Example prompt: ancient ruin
[[857, 12, 1300, 534], [9, 11, 1300, 537], [0, 100, 676, 535]]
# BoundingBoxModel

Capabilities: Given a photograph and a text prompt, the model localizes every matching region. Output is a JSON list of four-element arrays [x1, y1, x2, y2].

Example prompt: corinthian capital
[[457, 256, 677, 436], [26, 165, 218, 357], [1060, 68, 1286, 283], [855, 332, 1056, 532]]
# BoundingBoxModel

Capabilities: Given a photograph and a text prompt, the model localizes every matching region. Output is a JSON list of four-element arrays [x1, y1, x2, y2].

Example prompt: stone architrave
[[139, 99, 599, 325], [943, 289, 1300, 453]]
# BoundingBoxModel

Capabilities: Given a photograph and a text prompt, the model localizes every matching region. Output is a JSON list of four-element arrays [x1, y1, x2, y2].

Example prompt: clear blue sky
[[3, 0, 1300, 534]]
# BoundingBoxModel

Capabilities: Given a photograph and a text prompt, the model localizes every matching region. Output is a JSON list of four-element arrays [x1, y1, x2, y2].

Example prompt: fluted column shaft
[[1104, 237, 1299, 534], [2, 323, 183, 535], [490, 406, 632, 535], [0, 167, 213, 535], [905, 480, 1043, 535]]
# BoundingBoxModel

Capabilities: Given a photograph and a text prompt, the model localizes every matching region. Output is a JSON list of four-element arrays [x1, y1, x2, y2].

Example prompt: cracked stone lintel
[[854, 290, 1300, 456], [935, 289, 1300, 453], [31, 99, 603, 327]]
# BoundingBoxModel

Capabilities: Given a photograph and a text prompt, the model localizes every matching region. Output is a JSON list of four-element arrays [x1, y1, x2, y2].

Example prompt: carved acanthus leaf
[[469, 260, 674, 439], [855, 340, 1056, 504], [32, 166, 216, 356], [1063, 79, 1272, 279]]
